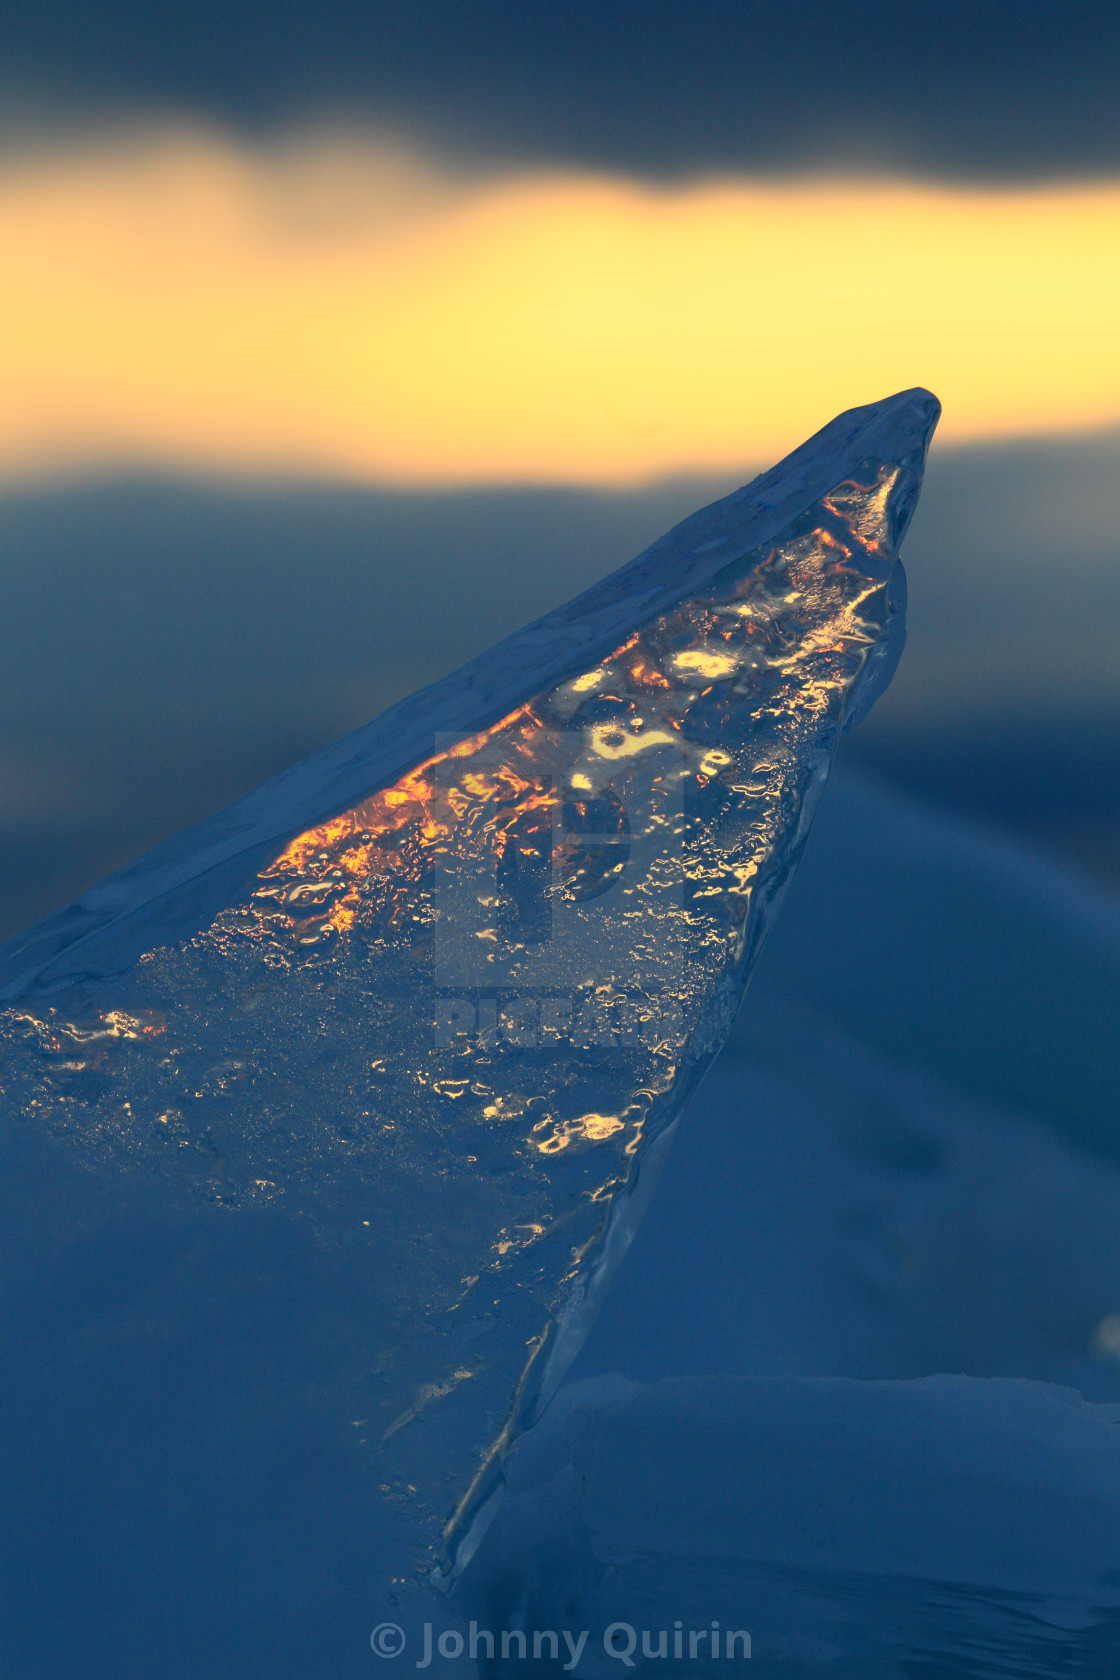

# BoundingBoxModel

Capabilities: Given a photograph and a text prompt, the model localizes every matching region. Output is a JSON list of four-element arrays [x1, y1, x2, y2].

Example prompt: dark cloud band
[[4, 0, 1120, 177]]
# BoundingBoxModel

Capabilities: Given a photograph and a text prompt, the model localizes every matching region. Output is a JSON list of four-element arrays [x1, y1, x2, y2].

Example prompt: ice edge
[[0, 387, 940, 999]]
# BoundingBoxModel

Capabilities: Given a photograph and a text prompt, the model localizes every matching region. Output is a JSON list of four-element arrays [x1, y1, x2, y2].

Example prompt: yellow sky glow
[[2, 132, 1119, 485]]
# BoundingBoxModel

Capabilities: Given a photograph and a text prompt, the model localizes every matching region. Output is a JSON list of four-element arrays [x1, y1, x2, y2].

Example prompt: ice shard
[[0, 389, 937, 1676]]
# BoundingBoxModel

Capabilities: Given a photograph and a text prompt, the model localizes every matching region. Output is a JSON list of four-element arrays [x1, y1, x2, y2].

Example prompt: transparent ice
[[0, 389, 938, 1676]]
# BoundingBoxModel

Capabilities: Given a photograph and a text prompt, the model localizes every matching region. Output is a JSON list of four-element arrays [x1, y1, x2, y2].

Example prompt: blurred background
[[8, 20, 1120, 1667], [1, 0, 1119, 947]]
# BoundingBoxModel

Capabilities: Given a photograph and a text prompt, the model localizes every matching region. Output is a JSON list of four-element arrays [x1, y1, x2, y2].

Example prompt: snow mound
[[462, 1372, 1120, 1675]]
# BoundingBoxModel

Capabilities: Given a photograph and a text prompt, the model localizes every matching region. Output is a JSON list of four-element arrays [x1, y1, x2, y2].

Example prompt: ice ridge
[[0, 388, 936, 1000], [0, 389, 938, 1674]]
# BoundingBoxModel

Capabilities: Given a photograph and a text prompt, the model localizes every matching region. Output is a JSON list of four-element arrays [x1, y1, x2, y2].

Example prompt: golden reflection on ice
[[0, 457, 906, 1572], [254, 470, 898, 971]]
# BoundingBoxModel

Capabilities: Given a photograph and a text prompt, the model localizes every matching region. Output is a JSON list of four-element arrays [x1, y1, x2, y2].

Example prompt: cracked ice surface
[[0, 389, 937, 1674]]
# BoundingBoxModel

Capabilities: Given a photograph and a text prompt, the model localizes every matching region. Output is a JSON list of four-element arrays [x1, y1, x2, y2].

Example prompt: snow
[[451, 765, 1120, 1674], [462, 1372, 1120, 1675]]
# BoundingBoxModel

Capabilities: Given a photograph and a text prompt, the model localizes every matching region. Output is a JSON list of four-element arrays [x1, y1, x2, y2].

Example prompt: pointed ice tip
[[0, 389, 939, 1000], [760, 385, 940, 499]]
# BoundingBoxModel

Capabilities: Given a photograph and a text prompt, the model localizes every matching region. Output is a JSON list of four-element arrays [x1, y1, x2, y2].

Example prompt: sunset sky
[[2, 132, 1119, 485], [2, 0, 1119, 487], [2, 0, 1120, 924], [7, 17, 1120, 1675]]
